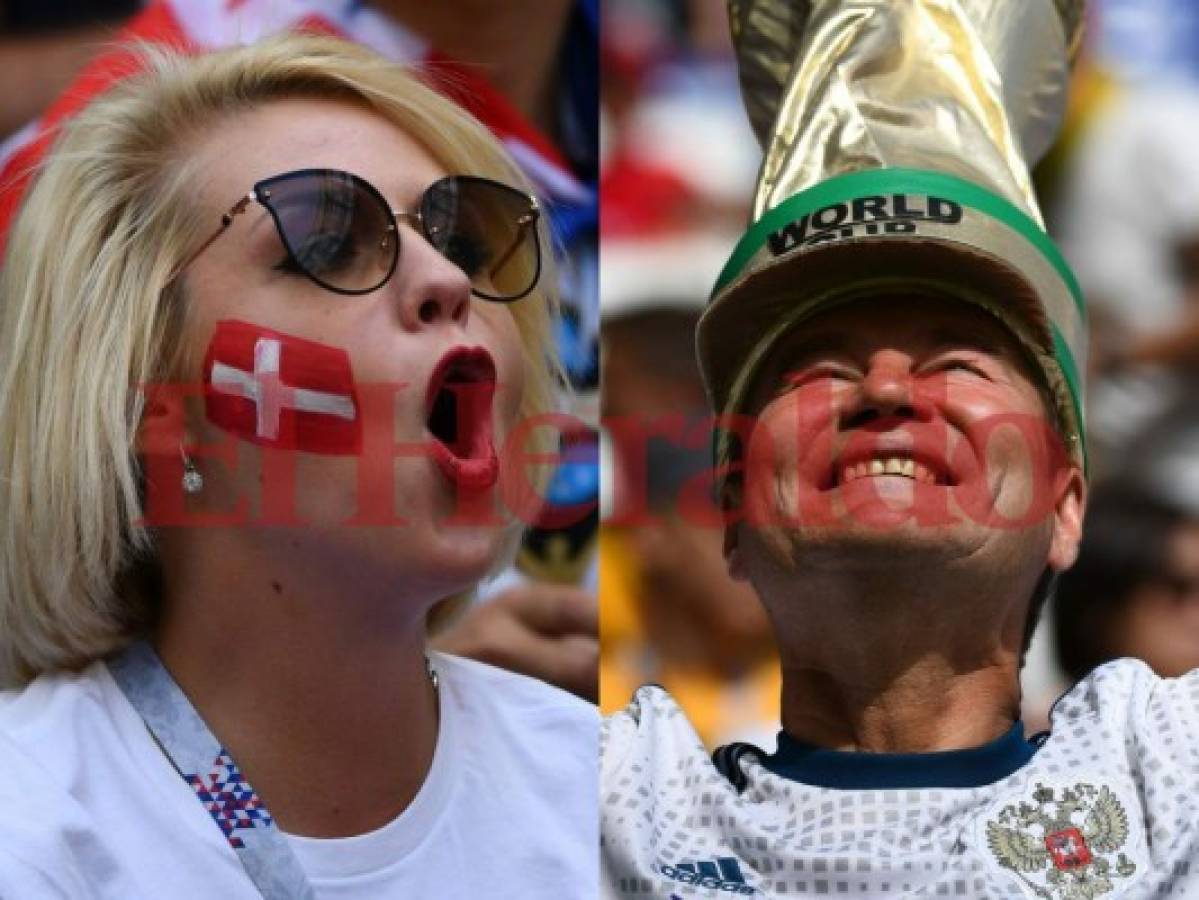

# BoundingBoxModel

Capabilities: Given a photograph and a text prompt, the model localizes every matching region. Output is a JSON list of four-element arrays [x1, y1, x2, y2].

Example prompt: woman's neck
[[153, 528, 440, 837]]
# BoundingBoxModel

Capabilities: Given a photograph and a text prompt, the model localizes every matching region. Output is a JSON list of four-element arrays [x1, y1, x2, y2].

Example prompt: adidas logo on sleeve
[[658, 856, 755, 894]]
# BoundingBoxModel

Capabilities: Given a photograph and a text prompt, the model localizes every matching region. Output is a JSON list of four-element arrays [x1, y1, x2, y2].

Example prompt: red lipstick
[[425, 347, 498, 490]]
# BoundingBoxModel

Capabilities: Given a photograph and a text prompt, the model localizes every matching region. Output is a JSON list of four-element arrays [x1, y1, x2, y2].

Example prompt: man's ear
[[1048, 466, 1087, 573], [723, 523, 748, 581]]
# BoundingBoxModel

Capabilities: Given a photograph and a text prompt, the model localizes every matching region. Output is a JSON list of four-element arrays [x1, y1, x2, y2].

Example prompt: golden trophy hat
[[699, 0, 1088, 469]]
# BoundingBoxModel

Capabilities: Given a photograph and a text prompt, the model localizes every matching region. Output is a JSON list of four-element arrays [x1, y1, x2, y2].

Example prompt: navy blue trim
[[761, 722, 1036, 789]]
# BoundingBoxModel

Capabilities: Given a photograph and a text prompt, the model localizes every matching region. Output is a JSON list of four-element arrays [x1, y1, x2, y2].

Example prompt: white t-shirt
[[601, 658, 1199, 898], [0, 652, 597, 899]]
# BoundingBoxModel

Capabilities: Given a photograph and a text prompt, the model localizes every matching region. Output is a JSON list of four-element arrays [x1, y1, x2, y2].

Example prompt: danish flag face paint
[[203, 320, 361, 455]]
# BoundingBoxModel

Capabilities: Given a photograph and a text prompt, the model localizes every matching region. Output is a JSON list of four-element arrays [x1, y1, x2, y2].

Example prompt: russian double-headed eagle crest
[[984, 782, 1139, 899]]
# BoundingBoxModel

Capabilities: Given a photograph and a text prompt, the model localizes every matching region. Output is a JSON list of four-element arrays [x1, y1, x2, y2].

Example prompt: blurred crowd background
[[1, 0, 1197, 744], [600, 0, 1199, 745]]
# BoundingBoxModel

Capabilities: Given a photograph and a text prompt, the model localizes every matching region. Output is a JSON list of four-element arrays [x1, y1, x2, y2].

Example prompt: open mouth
[[425, 347, 498, 490], [826, 448, 955, 489]]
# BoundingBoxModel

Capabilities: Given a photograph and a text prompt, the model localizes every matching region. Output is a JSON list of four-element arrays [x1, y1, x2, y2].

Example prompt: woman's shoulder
[[0, 659, 272, 897], [430, 651, 597, 771], [431, 651, 596, 720], [429, 652, 597, 833], [0, 663, 161, 897], [0, 660, 158, 816], [0, 658, 188, 820], [0, 664, 109, 808], [0, 661, 118, 752]]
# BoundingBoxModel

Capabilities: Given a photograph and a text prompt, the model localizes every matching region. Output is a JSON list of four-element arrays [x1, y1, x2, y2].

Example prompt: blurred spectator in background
[[1054, 86, 1199, 461], [601, 0, 756, 306], [1023, 395, 1199, 728], [600, 0, 776, 744], [1053, 479, 1199, 682], [1056, 87, 1199, 372], [602, 303, 778, 748], [1052, 389, 1199, 686], [997, 0, 1199, 714], [1049, 0, 1199, 469], [1091, 0, 1199, 84], [0, 1, 139, 141]]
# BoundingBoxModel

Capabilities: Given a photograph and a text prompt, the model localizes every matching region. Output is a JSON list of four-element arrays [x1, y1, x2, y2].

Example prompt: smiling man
[[601, 2, 1199, 898], [730, 295, 1083, 760]]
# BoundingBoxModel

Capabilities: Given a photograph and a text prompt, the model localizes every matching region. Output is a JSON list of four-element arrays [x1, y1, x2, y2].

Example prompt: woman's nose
[[392, 228, 471, 331]]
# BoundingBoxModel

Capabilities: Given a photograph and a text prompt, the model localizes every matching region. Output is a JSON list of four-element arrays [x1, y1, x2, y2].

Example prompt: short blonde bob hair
[[0, 34, 561, 687]]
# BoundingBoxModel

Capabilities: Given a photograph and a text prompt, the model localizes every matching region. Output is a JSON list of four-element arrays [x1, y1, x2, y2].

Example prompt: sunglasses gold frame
[[172, 169, 541, 301]]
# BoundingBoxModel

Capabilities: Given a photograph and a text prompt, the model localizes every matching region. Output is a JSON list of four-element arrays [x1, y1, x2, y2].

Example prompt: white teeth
[[838, 455, 942, 485]]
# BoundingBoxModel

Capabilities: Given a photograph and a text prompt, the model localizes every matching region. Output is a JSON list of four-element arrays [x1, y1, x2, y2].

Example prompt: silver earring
[[181, 447, 204, 494]]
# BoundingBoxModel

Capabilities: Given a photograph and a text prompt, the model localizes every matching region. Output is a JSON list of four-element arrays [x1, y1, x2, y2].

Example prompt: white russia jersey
[[601, 659, 1199, 899], [0, 652, 597, 899]]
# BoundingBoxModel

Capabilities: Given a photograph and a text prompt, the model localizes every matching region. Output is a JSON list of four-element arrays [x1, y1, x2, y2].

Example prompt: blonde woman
[[0, 35, 595, 899]]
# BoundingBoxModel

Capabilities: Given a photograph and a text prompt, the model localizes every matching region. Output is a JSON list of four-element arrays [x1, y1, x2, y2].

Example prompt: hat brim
[[698, 234, 1084, 469]]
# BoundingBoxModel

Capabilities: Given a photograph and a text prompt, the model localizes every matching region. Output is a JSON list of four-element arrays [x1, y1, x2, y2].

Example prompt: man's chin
[[787, 518, 981, 569], [751, 476, 966, 531]]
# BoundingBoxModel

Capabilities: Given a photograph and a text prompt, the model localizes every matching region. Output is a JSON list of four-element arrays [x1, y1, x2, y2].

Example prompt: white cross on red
[[209, 337, 356, 440]]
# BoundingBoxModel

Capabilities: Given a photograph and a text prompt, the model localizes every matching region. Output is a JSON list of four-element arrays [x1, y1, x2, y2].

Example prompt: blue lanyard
[[107, 641, 316, 900]]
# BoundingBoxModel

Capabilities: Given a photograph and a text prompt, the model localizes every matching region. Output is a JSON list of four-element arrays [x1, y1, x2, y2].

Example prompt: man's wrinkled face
[[728, 295, 1083, 576]]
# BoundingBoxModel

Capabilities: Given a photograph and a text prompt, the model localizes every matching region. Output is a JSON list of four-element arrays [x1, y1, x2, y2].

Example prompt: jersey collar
[[762, 721, 1036, 789]]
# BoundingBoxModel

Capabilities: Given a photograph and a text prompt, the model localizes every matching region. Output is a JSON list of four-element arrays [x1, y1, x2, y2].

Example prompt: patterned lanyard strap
[[107, 641, 317, 900]]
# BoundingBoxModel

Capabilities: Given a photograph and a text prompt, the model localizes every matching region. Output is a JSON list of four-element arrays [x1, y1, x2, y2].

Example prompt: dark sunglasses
[[179, 168, 542, 301]]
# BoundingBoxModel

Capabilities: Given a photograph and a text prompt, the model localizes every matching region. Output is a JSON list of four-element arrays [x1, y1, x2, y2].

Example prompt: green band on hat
[[1052, 321, 1086, 436], [712, 168, 1085, 321]]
